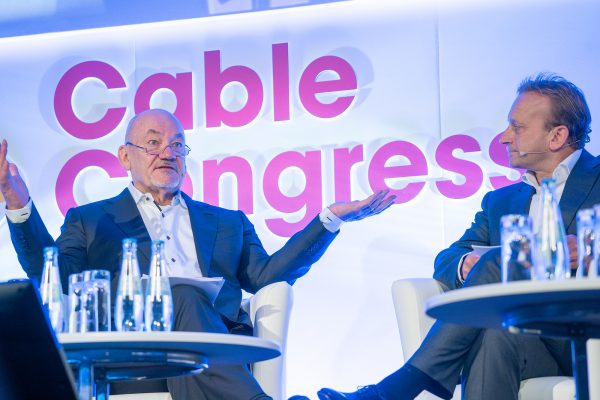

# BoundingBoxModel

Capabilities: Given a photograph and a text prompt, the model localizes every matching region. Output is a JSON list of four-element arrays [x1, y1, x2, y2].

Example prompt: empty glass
[[68, 273, 85, 333], [68, 270, 111, 332], [577, 208, 596, 278], [83, 270, 111, 331], [501, 214, 536, 282]]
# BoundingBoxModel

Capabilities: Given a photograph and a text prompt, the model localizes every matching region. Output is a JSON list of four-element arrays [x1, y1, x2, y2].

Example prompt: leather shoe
[[317, 385, 382, 400]]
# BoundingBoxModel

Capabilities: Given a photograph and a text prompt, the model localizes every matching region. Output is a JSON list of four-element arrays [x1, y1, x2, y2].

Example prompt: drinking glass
[[68, 273, 85, 333], [83, 270, 111, 331], [577, 208, 596, 278], [501, 214, 536, 282]]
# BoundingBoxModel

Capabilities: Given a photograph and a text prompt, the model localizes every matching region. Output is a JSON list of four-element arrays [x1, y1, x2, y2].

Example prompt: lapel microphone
[[516, 138, 582, 156]]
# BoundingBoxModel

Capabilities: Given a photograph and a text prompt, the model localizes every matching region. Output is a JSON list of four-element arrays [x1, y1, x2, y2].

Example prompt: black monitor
[[0, 279, 77, 400]]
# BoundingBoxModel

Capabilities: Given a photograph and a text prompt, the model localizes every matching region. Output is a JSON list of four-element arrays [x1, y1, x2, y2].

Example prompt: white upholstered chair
[[390, 278, 575, 400], [111, 281, 293, 400]]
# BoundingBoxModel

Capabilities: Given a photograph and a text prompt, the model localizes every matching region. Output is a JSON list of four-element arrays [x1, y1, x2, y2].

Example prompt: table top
[[425, 279, 600, 337], [59, 331, 281, 365]]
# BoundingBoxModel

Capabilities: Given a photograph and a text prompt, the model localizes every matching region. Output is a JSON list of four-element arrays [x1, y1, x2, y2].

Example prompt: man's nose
[[159, 144, 177, 159], [499, 127, 512, 144]]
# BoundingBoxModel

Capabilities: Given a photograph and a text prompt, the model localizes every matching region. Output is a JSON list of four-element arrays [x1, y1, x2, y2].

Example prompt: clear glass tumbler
[[501, 214, 536, 282], [577, 208, 596, 278], [83, 269, 111, 331]]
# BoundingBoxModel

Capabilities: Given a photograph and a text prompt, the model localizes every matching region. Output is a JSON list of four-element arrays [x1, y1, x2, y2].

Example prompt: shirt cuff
[[5, 199, 33, 223], [319, 207, 344, 233], [456, 253, 469, 287]]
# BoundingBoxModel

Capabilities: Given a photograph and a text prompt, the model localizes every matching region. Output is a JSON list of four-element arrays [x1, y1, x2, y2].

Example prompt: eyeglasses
[[126, 141, 191, 157]]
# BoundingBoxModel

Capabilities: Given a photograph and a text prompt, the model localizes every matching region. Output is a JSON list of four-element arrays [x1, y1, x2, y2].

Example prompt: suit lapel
[[560, 150, 600, 231], [513, 183, 535, 215], [102, 189, 152, 267], [183, 193, 218, 277]]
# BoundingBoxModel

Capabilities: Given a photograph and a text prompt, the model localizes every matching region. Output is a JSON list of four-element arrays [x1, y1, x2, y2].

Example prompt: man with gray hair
[[318, 73, 598, 399], [1, 108, 395, 399]]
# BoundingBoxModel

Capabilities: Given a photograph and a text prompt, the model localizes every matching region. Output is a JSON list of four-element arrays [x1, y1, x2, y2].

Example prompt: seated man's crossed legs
[[169, 285, 271, 400], [318, 251, 571, 400]]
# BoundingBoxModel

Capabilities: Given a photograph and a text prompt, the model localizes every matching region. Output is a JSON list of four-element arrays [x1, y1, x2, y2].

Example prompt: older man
[[318, 74, 598, 400], [0, 109, 395, 400]]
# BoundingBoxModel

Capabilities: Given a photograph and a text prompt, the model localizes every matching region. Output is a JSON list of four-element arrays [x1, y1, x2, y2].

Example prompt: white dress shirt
[[522, 149, 582, 233], [127, 183, 202, 278]]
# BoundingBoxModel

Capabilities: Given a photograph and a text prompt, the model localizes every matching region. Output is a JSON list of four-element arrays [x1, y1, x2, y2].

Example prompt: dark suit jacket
[[8, 189, 338, 323], [434, 149, 600, 290]]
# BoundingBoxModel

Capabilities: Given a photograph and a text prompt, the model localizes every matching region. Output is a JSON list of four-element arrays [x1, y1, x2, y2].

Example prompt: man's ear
[[549, 125, 570, 151], [118, 145, 130, 170]]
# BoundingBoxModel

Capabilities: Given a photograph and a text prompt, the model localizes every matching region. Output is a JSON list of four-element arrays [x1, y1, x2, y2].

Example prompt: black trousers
[[112, 285, 268, 400], [408, 250, 572, 400]]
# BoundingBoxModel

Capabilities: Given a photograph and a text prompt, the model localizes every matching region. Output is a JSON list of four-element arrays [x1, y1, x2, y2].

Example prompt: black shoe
[[317, 385, 382, 400]]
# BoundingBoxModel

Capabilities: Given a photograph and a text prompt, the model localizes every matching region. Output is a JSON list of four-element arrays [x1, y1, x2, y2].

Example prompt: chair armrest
[[391, 278, 444, 362]]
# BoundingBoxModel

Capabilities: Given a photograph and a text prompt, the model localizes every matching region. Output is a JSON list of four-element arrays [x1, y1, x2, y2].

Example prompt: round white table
[[425, 280, 600, 400], [59, 331, 281, 400]]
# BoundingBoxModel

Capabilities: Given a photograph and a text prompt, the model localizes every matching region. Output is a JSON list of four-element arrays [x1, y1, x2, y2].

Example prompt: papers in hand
[[143, 276, 225, 304], [471, 245, 500, 257]]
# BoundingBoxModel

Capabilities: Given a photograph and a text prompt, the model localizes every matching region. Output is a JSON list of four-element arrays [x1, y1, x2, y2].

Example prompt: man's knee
[[171, 285, 226, 333], [479, 329, 520, 354], [465, 249, 501, 286], [172, 285, 212, 309]]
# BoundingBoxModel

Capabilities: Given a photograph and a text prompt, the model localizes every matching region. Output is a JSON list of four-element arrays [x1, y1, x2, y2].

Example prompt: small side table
[[59, 331, 281, 400], [425, 280, 600, 400]]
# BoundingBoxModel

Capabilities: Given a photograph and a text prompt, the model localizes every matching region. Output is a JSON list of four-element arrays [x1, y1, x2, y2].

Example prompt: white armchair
[[112, 281, 293, 400], [390, 278, 574, 400]]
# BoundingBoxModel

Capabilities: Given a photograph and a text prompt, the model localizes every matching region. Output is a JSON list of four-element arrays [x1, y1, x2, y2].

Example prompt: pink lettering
[[54, 61, 126, 139], [134, 72, 194, 129], [202, 157, 254, 213], [55, 150, 126, 214], [435, 135, 483, 199], [272, 43, 290, 122], [299, 55, 357, 118], [333, 144, 364, 202], [204, 50, 264, 128], [263, 150, 323, 237], [368, 141, 427, 203]]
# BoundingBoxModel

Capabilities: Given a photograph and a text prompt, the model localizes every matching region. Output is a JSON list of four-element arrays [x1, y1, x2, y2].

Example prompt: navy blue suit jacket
[[434, 150, 600, 290], [8, 189, 338, 323]]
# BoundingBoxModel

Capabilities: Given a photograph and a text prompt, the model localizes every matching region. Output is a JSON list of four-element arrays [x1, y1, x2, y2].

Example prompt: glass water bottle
[[144, 240, 173, 331], [114, 238, 143, 331], [40, 246, 65, 333], [536, 179, 570, 280]]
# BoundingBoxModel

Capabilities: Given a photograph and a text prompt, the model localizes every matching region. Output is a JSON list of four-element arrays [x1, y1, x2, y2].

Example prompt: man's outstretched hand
[[328, 189, 396, 222], [0, 139, 29, 210]]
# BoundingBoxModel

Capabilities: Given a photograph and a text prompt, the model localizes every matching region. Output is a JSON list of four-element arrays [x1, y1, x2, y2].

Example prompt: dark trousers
[[112, 285, 268, 400], [408, 251, 571, 400]]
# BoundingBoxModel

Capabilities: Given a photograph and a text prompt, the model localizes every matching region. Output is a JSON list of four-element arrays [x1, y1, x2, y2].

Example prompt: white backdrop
[[1, 0, 599, 396]]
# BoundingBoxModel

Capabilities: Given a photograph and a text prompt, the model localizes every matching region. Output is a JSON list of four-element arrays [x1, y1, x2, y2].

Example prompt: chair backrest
[[391, 278, 443, 361], [242, 281, 293, 400]]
